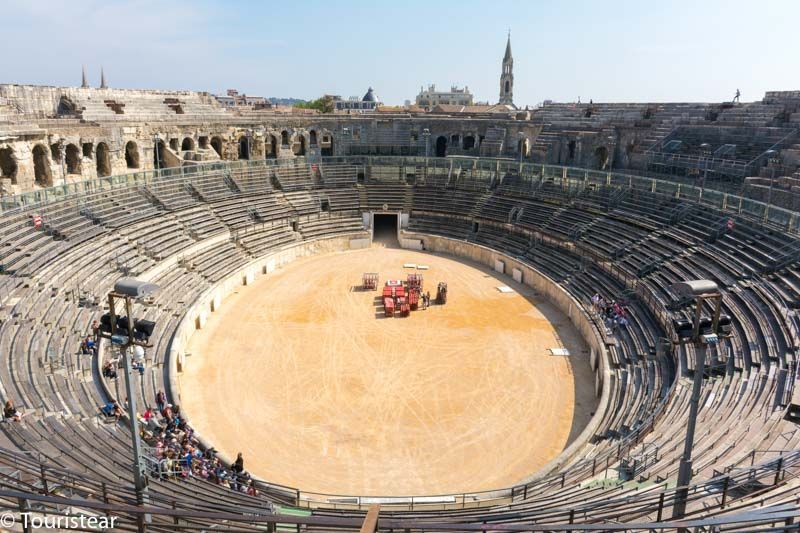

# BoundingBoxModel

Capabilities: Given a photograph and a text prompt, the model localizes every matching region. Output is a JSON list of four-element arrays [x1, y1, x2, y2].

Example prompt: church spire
[[499, 32, 514, 107], [100, 67, 107, 89], [81, 65, 89, 88]]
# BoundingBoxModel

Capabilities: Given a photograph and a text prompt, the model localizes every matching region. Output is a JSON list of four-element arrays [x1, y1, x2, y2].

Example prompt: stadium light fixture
[[668, 279, 730, 519], [97, 277, 160, 527]]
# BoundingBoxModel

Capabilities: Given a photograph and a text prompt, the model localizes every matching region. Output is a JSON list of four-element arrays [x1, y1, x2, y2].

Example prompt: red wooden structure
[[362, 273, 378, 290], [406, 274, 423, 291]]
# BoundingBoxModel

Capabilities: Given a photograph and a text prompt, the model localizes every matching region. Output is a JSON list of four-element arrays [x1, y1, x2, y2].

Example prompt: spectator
[[85, 336, 97, 356], [4, 400, 22, 422], [232, 452, 244, 474], [246, 479, 258, 496], [91, 320, 100, 341], [156, 390, 167, 413], [102, 361, 117, 379], [101, 400, 124, 421]]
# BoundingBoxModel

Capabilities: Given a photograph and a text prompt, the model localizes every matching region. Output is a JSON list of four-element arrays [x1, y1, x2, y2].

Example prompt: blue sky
[[3, 0, 798, 106]]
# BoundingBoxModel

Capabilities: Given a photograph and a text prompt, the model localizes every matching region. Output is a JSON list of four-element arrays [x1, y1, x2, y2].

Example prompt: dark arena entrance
[[373, 213, 399, 246]]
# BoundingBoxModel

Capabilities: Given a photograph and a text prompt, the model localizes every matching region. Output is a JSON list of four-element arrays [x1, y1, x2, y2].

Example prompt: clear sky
[[3, 0, 798, 106]]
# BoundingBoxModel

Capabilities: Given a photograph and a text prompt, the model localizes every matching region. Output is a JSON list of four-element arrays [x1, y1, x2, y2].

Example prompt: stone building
[[333, 88, 381, 112], [415, 85, 474, 108], [0, 82, 798, 195]]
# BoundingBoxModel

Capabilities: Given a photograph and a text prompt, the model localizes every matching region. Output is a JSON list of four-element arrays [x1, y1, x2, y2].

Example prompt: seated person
[[3, 400, 22, 422], [102, 361, 117, 379], [101, 400, 124, 420]]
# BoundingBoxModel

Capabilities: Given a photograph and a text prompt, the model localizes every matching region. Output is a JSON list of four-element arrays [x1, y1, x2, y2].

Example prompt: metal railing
[[3, 156, 800, 233]]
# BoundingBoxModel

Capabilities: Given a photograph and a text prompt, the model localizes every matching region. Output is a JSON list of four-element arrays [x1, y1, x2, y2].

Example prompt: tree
[[294, 95, 335, 114]]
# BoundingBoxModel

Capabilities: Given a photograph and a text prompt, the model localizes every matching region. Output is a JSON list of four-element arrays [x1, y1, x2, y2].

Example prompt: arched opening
[[517, 139, 529, 158], [32, 144, 52, 187], [293, 136, 306, 156], [281, 130, 290, 146], [266, 135, 278, 159], [504, 80, 510, 94], [125, 141, 140, 169], [50, 143, 60, 163], [238, 136, 250, 160], [309, 130, 317, 146], [96, 142, 111, 177], [0, 147, 18, 184], [198, 136, 209, 149], [82, 143, 93, 159], [153, 140, 166, 169], [595, 146, 609, 170], [169, 138, 179, 151], [210, 137, 223, 157], [567, 140, 577, 161], [181, 137, 195, 151], [65, 143, 81, 174], [57, 96, 77, 115], [435, 136, 447, 157], [463, 135, 475, 150], [321, 135, 333, 157]]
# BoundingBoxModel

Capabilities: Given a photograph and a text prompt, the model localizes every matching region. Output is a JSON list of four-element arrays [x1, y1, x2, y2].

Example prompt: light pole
[[98, 278, 160, 529], [699, 143, 711, 195], [670, 280, 731, 518], [422, 128, 431, 158]]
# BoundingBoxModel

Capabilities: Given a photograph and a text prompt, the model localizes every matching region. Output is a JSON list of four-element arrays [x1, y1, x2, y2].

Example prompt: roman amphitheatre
[[0, 68, 800, 530]]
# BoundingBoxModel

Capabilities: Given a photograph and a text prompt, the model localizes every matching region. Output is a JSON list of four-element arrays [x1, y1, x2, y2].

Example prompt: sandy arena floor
[[178, 245, 596, 496]]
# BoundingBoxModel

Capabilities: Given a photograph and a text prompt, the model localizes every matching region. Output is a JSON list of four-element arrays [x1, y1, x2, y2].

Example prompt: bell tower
[[499, 31, 514, 106]]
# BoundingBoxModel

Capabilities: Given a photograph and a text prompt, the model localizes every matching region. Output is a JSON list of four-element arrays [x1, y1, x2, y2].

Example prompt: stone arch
[[181, 137, 195, 151], [293, 135, 306, 156], [281, 130, 290, 145], [0, 147, 18, 184], [266, 135, 278, 159], [238, 136, 250, 160], [463, 135, 476, 151], [517, 138, 529, 158], [65, 143, 81, 174], [309, 130, 318, 146], [435, 135, 447, 157], [154, 139, 166, 169], [210, 136, 223, 157], [32, 144, 53, 187], [96, 142, 111, 177], [125, 141, 140, 169], [595, 145, 609, 170]]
